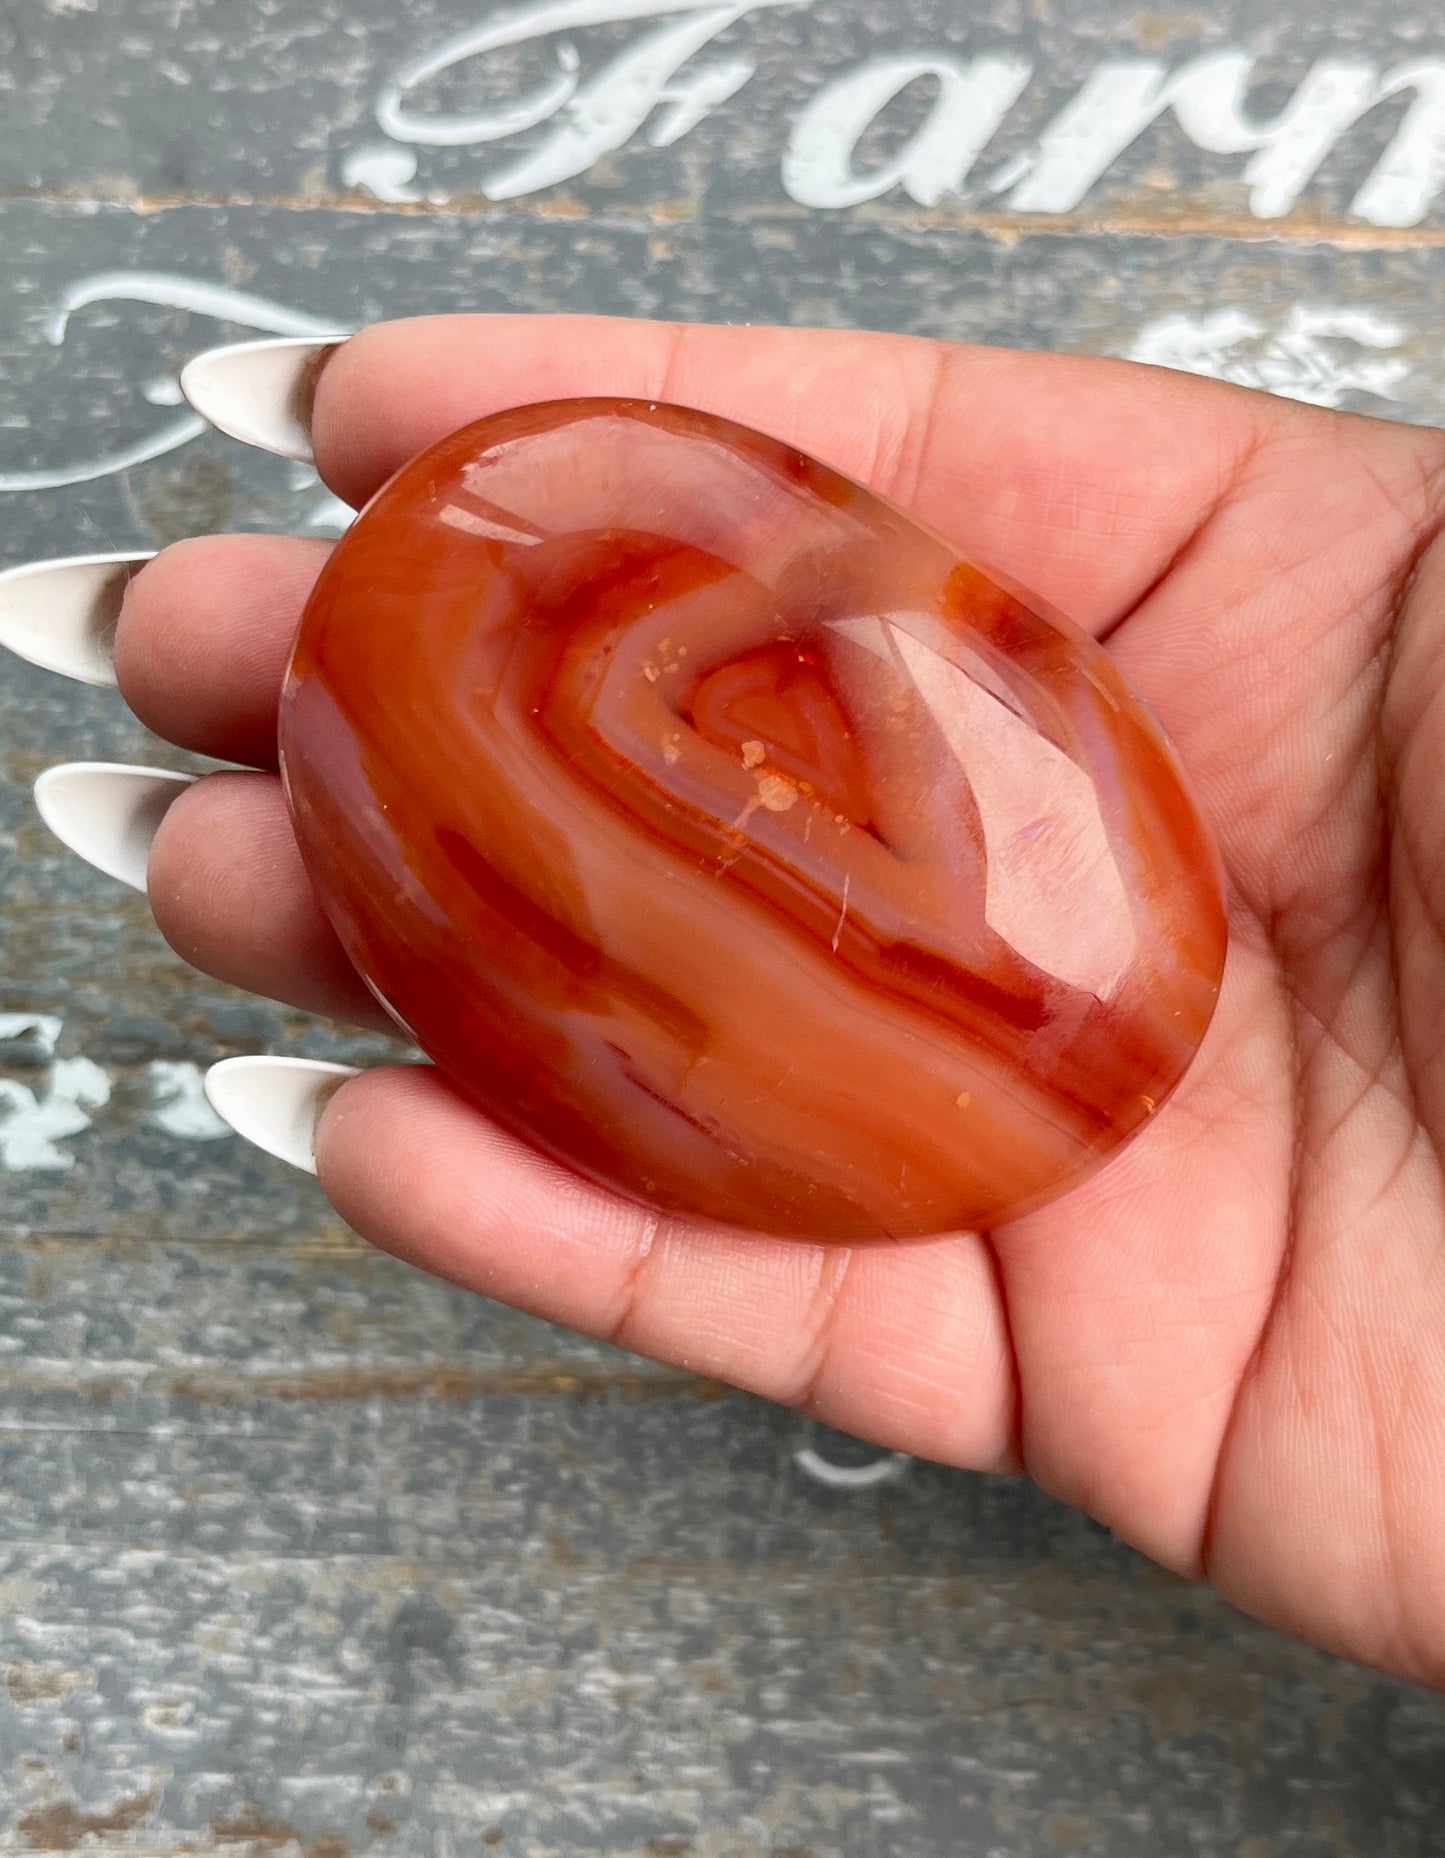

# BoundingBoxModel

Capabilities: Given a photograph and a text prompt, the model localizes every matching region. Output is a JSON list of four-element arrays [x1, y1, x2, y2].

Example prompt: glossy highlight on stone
[[279, 399, 1227, 1240]]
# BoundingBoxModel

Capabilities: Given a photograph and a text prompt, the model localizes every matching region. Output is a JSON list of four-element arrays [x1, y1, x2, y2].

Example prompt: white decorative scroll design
[[0, 274, 347, 495], [794, 1446, 911, 1489], [0, 1016, 109, 1172], [1126, 307, 1411, 408], [0, 1019, 238, 1168]]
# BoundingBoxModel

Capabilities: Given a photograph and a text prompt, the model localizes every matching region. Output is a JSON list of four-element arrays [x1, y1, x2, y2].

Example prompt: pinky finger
[[210, 1059, 1022, 1473]]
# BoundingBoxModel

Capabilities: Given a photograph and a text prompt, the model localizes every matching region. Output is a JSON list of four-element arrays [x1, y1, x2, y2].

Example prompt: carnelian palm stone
[[279, 398, 1226, 1241]]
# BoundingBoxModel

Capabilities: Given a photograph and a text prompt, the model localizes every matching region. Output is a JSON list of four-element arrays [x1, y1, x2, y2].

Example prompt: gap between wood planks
[[0, 1361, 727, 1407], [3, 182, 1445, 249]]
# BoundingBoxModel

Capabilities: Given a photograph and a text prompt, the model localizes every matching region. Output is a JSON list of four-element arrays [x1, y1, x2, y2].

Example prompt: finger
[[314, 313, 1269, 632], [147, 769, 389, 1030], [315, 1063, 1019, 1473], [114, 534, 332, 768], [989, 924, 1294, 1576], [116, 317, 1265, 765]]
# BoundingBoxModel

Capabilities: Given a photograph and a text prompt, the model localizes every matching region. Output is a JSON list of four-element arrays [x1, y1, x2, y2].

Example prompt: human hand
[[36, 315, 1445, 1687]]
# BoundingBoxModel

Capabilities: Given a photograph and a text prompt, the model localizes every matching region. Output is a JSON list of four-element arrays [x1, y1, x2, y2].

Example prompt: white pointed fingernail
[[0, 552, 154, 686], [180, 336, 348, 462], [34, 762, 196, 892], [205, 1056, 361, 1174]]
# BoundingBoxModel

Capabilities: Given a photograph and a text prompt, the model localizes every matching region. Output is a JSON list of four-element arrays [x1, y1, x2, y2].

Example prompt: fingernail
[[34, 762, 196, 892], [0, 552, 154, 687], [205, 1055, 361, 1174], [180, 336, 348, 463]]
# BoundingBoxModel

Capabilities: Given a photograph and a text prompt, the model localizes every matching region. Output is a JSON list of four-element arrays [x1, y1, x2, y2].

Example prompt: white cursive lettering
[[783, 53, 1031, 208], [375, 0, 800, 200], [369, 14, 1445, 226], [1002, 52, 1445, 225]]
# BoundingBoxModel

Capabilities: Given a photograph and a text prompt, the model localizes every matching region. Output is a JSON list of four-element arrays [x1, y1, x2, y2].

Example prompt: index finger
[[313, 313, 1267, 632], [118, 315, 1263, 766]]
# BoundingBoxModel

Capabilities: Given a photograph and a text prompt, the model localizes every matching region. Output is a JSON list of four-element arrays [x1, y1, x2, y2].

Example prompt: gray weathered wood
[[2, 0, 1445, 1851]]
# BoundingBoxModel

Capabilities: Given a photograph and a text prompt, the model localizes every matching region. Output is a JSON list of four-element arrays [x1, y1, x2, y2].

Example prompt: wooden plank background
[[3, 1, 1445, 1851]]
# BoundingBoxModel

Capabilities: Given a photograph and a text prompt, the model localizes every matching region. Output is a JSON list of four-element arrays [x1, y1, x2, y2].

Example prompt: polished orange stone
[[279, 399, 1226, 1240]]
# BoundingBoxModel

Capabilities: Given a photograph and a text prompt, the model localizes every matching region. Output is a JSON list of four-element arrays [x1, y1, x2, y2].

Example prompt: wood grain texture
[[2, 0, 1445, 1850]]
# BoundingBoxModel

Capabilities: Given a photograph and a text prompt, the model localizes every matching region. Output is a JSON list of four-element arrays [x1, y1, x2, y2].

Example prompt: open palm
[[116, 316, 1445, 1687]]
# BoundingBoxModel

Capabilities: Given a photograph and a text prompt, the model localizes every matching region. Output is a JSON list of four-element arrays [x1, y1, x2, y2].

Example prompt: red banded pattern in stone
[[279, 399, 1226, 1240]]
